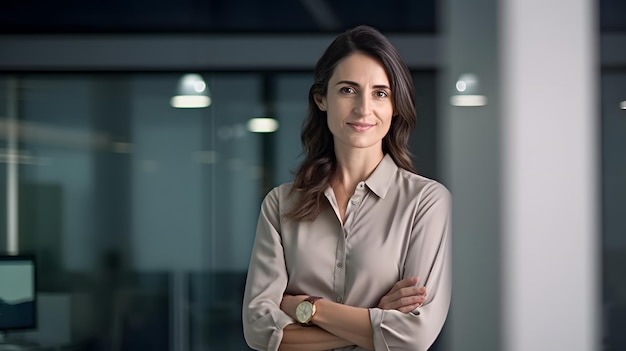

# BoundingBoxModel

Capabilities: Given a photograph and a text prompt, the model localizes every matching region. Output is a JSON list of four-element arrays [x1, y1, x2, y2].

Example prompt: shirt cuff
[[369, 308, 387, 351], [267, 311, 296, 351]]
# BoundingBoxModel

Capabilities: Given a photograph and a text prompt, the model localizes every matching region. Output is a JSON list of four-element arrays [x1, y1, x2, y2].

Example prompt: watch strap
[[305, 296, 323, 305]]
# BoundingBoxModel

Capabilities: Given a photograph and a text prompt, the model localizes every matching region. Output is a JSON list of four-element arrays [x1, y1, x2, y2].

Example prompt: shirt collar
[[364, 154, 398, 199]]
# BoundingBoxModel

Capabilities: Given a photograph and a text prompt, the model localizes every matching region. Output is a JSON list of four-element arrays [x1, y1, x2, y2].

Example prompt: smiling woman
[[314, 53, 395, 155], [242, 25, 451, 351]]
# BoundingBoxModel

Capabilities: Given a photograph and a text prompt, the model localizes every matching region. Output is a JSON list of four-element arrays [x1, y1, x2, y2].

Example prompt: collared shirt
[[242, 154, 451, 351]]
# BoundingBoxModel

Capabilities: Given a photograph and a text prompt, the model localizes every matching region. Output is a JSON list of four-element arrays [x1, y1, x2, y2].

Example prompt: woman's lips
[[347, 122, 374, 132]]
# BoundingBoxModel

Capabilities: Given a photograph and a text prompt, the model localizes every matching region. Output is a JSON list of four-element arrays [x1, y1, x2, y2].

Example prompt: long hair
[[286, 25, 417, 221]]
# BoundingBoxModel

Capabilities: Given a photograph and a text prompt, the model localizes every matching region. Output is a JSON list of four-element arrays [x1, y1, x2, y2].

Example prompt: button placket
[[333, 228, 347, 305], [346, 184, 368, 233], [350, 183, 365, 206]]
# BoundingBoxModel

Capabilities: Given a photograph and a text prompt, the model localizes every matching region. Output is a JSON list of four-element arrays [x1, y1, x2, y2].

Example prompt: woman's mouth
[[347, 122, 374, 132]]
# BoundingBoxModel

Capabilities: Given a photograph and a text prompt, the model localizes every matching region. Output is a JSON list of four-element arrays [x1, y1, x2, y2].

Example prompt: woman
[[242, 25, 451, 351]]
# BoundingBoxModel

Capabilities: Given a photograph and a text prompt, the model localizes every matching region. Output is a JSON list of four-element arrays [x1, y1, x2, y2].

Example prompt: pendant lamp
[[170, 74, 211, 108]]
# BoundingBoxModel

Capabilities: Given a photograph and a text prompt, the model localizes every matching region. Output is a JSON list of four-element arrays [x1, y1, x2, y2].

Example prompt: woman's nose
[[353, 95, 372, 115]]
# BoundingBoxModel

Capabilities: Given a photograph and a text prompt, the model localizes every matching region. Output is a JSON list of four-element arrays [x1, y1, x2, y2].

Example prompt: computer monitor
[[0, 255, 37, 332]]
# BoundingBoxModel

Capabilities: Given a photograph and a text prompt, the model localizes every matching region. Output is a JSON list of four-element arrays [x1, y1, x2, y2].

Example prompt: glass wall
[[0, 71, 438, 350]]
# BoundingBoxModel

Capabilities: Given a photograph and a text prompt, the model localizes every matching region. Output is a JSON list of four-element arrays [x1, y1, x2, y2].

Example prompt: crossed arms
[[278, 277, 427, 351]]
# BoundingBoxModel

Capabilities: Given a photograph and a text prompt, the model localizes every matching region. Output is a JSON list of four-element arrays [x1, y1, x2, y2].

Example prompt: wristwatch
[[295, 296, 323, 325]]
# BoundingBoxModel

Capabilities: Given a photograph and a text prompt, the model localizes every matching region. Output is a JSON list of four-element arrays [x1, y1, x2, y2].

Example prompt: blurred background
[[0, 0, 623, 350]]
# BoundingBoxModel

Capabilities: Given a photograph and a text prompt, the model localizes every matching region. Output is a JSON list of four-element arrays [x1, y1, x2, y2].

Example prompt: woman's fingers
[[378, 277, 429, 312], [391, 277, 419, 293], [383, 277, 419, 299], [397, 301, 424, 313], [385, 293, 426, 310], [390, 286, 426, 301], [378, 284, 427, 311]]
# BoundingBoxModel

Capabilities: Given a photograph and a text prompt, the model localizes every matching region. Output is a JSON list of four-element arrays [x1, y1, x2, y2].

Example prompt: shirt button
[[358, 183, 364, 188], [337, 262, 343, 269], [336, 296, 343, 303], [351, 199, 360, 205]]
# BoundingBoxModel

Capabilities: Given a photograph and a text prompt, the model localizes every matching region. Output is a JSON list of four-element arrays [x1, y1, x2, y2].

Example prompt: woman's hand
[[377, 277, 427, 313], [280, 294, 309, 320]]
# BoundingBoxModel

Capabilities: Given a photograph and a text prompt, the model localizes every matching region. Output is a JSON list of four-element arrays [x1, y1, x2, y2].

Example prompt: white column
[[444, 0, 599, 350], [500, 1, 599, 350]]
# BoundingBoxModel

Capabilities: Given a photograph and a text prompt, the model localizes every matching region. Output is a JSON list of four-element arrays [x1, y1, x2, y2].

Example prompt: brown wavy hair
[[286, 25, 417, 221]]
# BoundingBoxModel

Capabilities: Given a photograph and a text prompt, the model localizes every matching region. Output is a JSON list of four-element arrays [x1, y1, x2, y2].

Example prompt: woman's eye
[[340, 87, 355, 94], [375, 91, 389, 98]]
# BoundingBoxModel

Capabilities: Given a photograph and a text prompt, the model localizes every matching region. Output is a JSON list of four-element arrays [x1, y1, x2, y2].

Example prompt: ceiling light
[[171, 74, 211, 108], [247, 118, 279, 133], [450, 95, 488, 107], [455, 80, 467, 92], [621, 101, 626, 110], [456, 74, 478, 93], [451, 73, 487, 107]]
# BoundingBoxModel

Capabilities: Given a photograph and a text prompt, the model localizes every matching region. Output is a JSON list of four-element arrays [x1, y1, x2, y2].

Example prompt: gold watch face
[[296, 301, 314, 323]]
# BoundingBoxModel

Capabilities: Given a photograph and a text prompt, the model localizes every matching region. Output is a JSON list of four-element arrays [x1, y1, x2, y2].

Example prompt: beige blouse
[[242, 154, 451, 351]]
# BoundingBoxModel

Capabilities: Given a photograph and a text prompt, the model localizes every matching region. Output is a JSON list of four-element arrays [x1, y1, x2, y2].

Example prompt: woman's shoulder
[[262, 182, 298, 206], [260, 182, 301, 219], [265, 182, 295, 198], [396, 169, 451, 200]]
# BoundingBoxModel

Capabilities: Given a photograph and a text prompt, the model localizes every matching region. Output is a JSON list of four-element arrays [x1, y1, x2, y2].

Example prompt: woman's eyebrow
[[335, 80, 391, 90]]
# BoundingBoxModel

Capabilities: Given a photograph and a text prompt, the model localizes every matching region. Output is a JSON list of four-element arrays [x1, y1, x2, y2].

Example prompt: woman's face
[[315, 52, 394, 154]]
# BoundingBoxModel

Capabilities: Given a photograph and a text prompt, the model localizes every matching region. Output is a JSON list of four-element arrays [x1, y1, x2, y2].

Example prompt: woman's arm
[[243, 187, 357, 351], [279, 324, 353, 351], [377, 276, 427, 312], [368, 182, 452, 351], [242, 188, 296, 351], [281, 279, 428, 351], [281, 295, 375, 350]]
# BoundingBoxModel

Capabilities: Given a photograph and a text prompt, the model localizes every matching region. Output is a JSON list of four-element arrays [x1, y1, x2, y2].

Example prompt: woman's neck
[[333, 148, 384, 192], [331, 149, 383, 223]]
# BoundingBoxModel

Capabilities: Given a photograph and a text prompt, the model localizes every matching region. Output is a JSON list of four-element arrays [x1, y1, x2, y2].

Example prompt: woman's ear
[[314, 94, 327, 111]]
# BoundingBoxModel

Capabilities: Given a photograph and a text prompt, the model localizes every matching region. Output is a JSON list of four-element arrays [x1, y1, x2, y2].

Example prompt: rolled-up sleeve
[[369, 182, 452, 351], [242, 187, 295, 351]]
